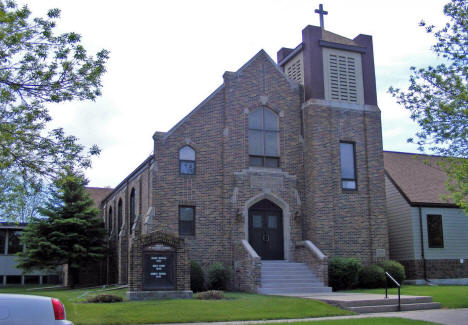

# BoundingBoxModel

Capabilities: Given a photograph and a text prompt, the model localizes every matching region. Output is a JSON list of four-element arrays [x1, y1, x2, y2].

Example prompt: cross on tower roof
[[314, 4, 328, 30]]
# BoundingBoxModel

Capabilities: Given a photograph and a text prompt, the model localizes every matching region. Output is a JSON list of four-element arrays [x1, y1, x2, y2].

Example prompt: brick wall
[[302, 100, 388, 264], [128, 230, 190, 291], [234, 240, 261, 292], [401, 259, 468, 280]]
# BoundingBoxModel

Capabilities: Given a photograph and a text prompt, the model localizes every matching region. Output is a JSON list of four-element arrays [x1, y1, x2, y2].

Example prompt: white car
[[0, 294, 73, 325]]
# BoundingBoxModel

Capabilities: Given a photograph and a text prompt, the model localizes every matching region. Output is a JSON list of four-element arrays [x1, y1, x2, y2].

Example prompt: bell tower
[[276, 7, 388, 264]]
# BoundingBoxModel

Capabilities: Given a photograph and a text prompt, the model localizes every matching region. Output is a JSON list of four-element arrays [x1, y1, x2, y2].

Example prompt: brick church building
[[95, 23, 390, 292]]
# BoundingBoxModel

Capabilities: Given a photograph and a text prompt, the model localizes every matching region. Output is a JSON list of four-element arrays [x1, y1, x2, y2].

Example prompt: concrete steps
[[258, 260, 332, 295], [313, 294, 441, 314]]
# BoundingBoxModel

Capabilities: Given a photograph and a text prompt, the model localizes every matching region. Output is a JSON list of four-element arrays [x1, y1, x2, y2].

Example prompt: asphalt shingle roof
[[383, 151, 456, 206], [85, 187, 114, 207]]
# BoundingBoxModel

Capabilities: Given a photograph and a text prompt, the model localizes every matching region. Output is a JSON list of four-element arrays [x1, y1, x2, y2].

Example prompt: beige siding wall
[[413, 206, 468, 260], [385, 175, 415, 260]]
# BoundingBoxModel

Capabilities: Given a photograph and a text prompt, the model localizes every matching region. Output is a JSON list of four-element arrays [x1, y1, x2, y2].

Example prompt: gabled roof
[[86, 187, 114, 207], [162, 50, 298, 141], [383, 151, 459, 207]]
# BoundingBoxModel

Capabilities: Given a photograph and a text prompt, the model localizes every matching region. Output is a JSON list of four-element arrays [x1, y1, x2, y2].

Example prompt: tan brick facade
[[98, 26, 389, 290], [302, 100, 388, 263]]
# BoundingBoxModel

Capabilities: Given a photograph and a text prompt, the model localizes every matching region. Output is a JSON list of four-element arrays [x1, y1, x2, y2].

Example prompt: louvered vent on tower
[[323, 48, 363, 104], [329, 54, 357, 102], [284, 52, 304, 84]]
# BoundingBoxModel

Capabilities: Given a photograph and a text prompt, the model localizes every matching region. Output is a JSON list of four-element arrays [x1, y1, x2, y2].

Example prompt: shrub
[[86, 294, 123, 303], [328, 257, 361, 290], [196, 290, 224, 300], [207, 262, 231, 290], [379, 260, 406, 287], [190, 260, 206, 292], [359, 264, 386, 288]]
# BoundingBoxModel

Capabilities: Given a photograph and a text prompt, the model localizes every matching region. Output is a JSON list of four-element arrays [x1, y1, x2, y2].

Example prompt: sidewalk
[[147, 308, 468, 325]]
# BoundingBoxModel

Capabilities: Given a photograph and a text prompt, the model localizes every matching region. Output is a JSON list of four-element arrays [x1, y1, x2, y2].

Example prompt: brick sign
[[143, 251, 175, 290]]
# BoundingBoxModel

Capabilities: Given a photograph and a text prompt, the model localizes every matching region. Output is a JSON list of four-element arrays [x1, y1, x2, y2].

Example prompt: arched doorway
[[248, 199, 284, 260]]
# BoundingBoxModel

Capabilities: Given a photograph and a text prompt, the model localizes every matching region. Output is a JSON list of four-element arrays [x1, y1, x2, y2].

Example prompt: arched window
[[179, 146, 196, 175], [108, 207, 113, 234], [117, 199, 123, 232], [130, 188, 136, 227], [248, 107, 279, 167]]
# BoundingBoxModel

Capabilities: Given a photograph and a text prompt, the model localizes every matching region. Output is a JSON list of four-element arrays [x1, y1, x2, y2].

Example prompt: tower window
[[179, 146, 196, 175], [340, 142, 357, 190], [249, 107, 279, 167]]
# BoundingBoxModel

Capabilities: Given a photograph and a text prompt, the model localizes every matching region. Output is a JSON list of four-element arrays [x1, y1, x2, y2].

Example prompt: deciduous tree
[[389, 0, 467, 213], [0, 169, 48, 221], [0, 0, 109, 215]]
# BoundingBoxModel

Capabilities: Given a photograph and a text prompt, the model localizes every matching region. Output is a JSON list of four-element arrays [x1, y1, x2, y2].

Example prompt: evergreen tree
[[17, 170, 106, 287]]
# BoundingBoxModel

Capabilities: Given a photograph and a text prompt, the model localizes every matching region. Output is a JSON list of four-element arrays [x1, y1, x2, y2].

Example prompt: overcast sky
[[21, 0, 448, 188]]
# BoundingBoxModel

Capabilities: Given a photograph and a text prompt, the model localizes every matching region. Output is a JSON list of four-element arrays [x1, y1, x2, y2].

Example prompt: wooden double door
[[248, 199, 284, 260]]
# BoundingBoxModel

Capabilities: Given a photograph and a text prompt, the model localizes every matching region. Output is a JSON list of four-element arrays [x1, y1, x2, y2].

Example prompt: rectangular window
[[427, 214, 444, 248], [6, 275, 22, 284], [179, 206, 195, 236], [24, 275, 40, 284], [42, 275, 59, 284], [0, 230, 6, 254], [340, 142, 357, 190], [7, 230, 23, 254], [180, 161, 195, 175]]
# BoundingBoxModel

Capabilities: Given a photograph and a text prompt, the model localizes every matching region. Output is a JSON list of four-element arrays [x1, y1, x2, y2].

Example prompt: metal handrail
[[385, 272, 401, 311]]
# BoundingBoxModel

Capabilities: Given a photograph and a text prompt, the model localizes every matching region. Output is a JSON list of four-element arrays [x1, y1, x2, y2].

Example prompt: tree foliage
[[0, 0, 109, 217], [17, 171, 106, 287], [0, 169, 48, 221], [389, 0, 467, 212]]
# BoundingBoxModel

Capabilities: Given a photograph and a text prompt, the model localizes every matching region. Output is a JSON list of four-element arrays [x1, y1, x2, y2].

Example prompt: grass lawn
[[342, 285, 468, 308], [0, 286, 352, 325], [274, 319, 436, 325]]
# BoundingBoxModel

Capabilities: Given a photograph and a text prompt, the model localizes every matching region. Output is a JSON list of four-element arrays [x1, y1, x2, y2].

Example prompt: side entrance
[[248, 199, 284, 260]]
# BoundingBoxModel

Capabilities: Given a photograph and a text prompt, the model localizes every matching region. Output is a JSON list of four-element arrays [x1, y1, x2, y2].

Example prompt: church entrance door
[[248, 199, 284, 260]]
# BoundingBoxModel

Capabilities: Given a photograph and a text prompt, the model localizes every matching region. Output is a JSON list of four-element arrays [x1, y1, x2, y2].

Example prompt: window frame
[[248, 107, 280, 168], [0, 229, 6, 255], [108, 207, 113, 235], [117, 199, 123, 233], [130, 188, 136, 228], [339, 141, 358, 191], [427, 214, 444, 248], [178, 205, 195, 236], [6, 230, 23, 255], [179, 146, 196, 175]]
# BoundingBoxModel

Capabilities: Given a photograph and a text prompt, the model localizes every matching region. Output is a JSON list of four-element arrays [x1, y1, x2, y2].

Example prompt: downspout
[[418, 206, 428, 282]]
